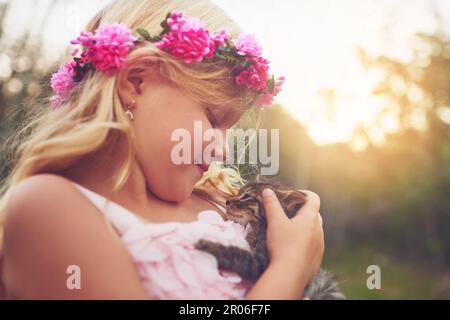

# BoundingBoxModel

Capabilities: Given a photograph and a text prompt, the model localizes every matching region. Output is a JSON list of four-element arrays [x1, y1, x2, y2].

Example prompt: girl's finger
[[262, 188, 289, 226]]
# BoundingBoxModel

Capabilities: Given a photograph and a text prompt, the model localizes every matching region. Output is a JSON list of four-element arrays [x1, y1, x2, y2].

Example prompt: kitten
[[194, 177, 346, 300]]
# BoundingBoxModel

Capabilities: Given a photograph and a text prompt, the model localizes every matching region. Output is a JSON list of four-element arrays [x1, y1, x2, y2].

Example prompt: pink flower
[[70, 31, 96, 47], [212, 28, 229, 47], [50, 60, 76, 108], [156, 12, 215, 64], [49, 11, 283, 112], [69, 48, 79, 56], [233, 34, 262, 57], [256, 75, 285, 107], [70, 23, 137, 75], [165, 11, 186, 30], [90, 23, 137, 75], [234, 57, 270, 91]]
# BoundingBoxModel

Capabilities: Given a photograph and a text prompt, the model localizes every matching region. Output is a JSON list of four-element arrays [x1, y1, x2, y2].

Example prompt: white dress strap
[[70, 182, 143, 235]]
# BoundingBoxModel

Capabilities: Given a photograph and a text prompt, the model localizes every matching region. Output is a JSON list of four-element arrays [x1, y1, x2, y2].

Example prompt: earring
[[125, 99, 136, 120]]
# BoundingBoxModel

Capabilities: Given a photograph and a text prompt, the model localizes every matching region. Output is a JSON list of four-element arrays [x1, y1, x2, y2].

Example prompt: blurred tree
[[354, 32, 450, 266], [0, 1, 56, 183]]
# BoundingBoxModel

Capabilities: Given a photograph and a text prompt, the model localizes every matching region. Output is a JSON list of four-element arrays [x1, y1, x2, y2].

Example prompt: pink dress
[[71, 182, 253, 299]]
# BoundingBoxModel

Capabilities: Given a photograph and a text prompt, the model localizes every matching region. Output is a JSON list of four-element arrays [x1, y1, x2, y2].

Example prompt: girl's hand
[[262, 188, 324, 285]]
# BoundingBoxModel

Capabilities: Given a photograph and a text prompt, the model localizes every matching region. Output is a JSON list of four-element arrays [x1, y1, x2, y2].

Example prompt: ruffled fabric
[[120, 210, 253, 299]]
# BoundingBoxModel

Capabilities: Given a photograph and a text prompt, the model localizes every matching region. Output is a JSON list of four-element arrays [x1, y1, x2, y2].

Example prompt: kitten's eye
[[240, 194, 253, 202]]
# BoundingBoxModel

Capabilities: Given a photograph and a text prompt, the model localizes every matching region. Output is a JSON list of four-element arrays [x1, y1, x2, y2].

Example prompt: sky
[[2, 0, 450, 146]]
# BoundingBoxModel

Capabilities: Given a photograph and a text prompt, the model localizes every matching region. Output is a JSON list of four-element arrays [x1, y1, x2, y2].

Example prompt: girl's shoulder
[[4, 173, 97, 223], [3, 173, 109, 246], [5, 172, 110, 228], [1, 173, 149, 298]]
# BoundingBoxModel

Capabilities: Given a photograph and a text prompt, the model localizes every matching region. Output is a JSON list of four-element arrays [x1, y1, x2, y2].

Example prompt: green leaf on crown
[[136, 28, 152, 41], [215, 51, 244, 65], [241, 59, 256, 69], [217, 46, 233, 53], [160, 11, 172, 33], [136, 28, 163, 43]]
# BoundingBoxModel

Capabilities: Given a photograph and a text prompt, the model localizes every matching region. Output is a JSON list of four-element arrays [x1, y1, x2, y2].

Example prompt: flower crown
[[50, 10, 285, 109]]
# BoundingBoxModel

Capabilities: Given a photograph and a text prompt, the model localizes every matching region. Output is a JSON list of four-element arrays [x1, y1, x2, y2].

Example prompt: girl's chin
[[160, 168, 202, 202], [171, 182, 197, 202]]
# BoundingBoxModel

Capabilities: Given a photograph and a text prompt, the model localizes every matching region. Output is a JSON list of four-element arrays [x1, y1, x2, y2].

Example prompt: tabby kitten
[[195, 178, 345, 300]]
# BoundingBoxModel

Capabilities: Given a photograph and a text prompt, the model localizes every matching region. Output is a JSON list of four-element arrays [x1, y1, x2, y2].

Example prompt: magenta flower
[[70, 31, 96, 47], [90, 23, 137, 75], [49, 10, 284, 111], [235, 57, 270, 91], [156, 12, 215, 63], [165, 11, 186, 31], [233, 34, 262, 57], [212, 28, 229, 47], [70, 23, 137, 75], [50, 60, 76, 108], [256, 75, 285, 107]]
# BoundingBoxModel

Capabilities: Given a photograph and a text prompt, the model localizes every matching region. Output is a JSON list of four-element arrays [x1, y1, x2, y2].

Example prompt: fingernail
[[262, 188, 274, 198]]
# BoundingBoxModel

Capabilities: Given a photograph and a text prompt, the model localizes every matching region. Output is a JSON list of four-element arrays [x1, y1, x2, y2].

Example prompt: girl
[[0, 0, 323, 299]]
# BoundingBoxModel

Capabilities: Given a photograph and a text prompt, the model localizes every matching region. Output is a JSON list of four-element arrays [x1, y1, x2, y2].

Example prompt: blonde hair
[[0, 0, 263, 242]]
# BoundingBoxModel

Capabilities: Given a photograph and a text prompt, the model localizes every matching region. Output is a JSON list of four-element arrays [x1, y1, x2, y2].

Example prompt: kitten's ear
[[289, 190, 308, 206], [253, 174, 262, 183], [255, 174, 270, 184], [282, 191, 308, 219]]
